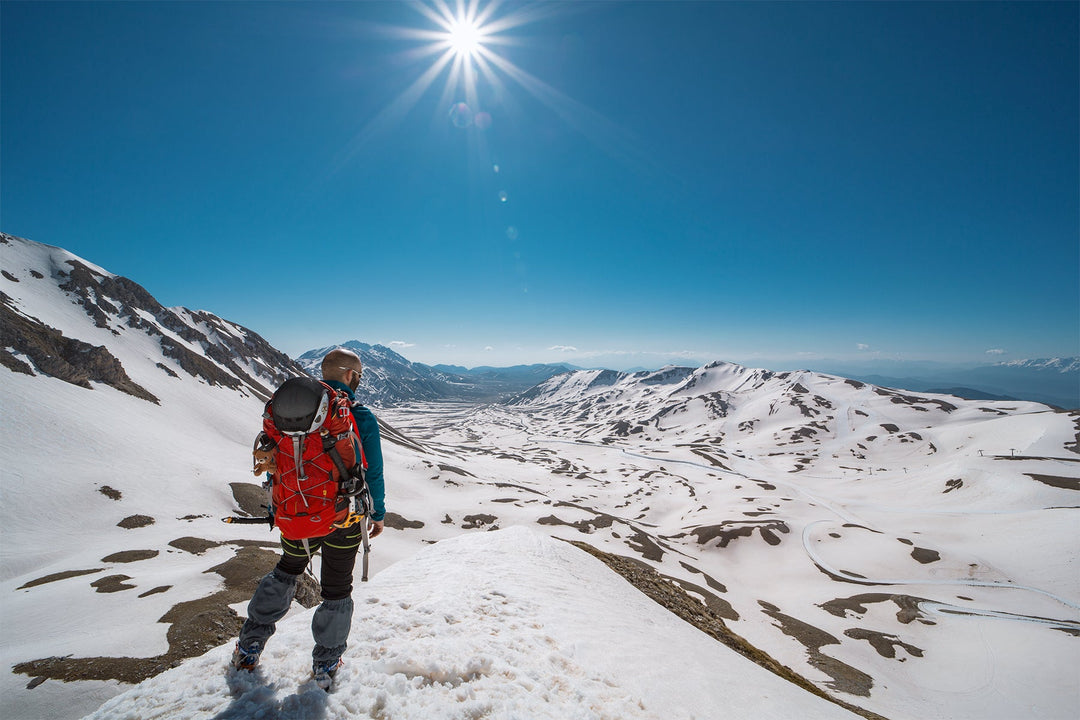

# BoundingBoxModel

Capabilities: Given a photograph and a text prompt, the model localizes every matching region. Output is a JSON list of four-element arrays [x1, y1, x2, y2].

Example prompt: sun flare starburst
[[338, 0, 631, 169], [446, 16, 485, 58]]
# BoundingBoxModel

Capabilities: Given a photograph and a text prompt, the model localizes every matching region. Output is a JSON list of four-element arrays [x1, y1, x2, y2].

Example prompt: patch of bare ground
[[98, 485, 122, 500], [681, 519, 790, 547], [14, 542, 318, 688], [843, 628, 923, 660], [101, 550, 159, 563], [910, 547, 941, 564], [1024, 473, 1080, 491], [91, 575, 136, 593], [758, 601, 875, 698], [18, 568, 104, 590], [461, 514, 498, 530], [229, 482, 267, 517], [383, 512, 425, 530], [117, 515, 154, 529], [568, 541, 885, 720]]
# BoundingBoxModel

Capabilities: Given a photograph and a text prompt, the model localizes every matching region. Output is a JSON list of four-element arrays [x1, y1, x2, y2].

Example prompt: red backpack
[[252, 377, 367, 540]]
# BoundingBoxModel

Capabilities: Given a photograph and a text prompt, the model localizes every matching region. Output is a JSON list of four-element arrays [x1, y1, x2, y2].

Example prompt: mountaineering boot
[[313, 658, 343, 691], [231, 641, 261, 671]]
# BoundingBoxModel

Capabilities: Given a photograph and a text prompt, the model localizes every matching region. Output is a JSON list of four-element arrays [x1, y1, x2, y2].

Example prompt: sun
[[340, 0, 618, 158], [446, 16, 485, 59]]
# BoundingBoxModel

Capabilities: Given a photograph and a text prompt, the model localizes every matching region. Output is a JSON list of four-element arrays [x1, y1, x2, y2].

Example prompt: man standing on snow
[[232, 348, 386, 690]]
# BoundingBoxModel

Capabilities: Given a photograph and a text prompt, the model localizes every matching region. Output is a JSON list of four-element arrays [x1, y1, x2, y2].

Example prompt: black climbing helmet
[[271, 377, 330, 435]]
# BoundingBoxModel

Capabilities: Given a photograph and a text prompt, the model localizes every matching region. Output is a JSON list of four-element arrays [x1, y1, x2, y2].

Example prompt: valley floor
[[378, 399, 1080, 720]]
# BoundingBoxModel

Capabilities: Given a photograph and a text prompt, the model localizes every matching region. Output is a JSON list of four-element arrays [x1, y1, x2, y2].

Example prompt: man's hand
[[368, 519, 384, 539]]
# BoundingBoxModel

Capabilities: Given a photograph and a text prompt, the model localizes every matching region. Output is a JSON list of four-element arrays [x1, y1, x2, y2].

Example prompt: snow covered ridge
[[995, 357, 1080, 373], [0, 232, 306, 402], [83, 528, 853, 720]]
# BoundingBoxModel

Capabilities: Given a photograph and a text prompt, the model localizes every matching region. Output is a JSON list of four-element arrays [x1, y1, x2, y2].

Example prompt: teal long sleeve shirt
[[326, 380, 386, 521]]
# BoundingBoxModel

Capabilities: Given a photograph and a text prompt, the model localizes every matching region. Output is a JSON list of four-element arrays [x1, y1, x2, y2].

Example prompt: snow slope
[[83, 527, 854, 720]]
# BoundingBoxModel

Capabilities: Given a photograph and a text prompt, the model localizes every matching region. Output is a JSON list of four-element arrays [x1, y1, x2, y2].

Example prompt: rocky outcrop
[[0, 292, 159, 403], [52, 256, 304, 400]]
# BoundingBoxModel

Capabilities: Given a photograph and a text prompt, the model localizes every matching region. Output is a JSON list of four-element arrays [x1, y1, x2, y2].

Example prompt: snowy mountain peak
[[0, 232, 305, 402]]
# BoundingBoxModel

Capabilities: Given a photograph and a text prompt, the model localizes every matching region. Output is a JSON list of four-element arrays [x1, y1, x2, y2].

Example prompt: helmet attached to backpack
[[271, 377, 331, 434]]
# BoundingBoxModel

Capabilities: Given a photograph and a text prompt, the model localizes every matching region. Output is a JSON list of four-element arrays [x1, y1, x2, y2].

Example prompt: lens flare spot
[[449, 102, 473, 128], [498, 190, 508, 203], [474, 111, 492, 130], [506, 226, 519, 240]]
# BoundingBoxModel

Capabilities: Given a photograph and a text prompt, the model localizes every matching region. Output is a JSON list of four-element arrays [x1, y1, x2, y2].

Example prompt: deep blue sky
[[3, 1, 1077, 369]]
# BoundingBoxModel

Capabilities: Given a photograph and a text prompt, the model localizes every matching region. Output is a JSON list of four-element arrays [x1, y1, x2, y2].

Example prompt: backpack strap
[[323, 432, 353, 482]]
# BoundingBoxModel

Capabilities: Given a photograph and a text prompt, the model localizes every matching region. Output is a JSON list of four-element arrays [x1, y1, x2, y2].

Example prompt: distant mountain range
[[2, 230, 1074, 410], [295, 341, 576, 405], [815, 358, 1078, 410], [300, 342, 1078, 410]]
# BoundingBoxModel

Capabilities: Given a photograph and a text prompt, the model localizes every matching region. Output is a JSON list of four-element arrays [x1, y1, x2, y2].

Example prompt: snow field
[[84, 528, 855, 720]]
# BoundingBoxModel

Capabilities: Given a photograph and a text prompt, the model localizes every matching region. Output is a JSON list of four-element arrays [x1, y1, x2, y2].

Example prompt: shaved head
[[321, 348, 363, 385]]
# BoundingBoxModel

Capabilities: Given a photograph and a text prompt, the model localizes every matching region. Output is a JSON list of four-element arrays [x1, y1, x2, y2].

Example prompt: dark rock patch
[[679, 561, 729, 594], [139, 586, 171, 598], [0, 347, 35, 375], [98, 485, 122, 500], [461, 514, 498, 529], [685, 520, 790, 548], [1024, 473, 1079, 491], [538, 513, 615, 534], [18, 568, 104, 590], [436, 464, 475, 474], [384, 512, 425, 530], [102, 550, 159, 563], [844, 628, 924, 660], [91, 575, 136, 593], [819, 593, 933, 625], [759, 601, 874, 697], [910, 547, 941, 564], [156, 362, 179, 378], [229, 482, 267, 517], [169, 536, 219, 555], [117, 515, 155, 529]]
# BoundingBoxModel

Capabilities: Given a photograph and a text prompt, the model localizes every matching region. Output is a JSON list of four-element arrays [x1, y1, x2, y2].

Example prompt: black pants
[[239, 523, 363, 664], [277, 524, 363, 600]]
